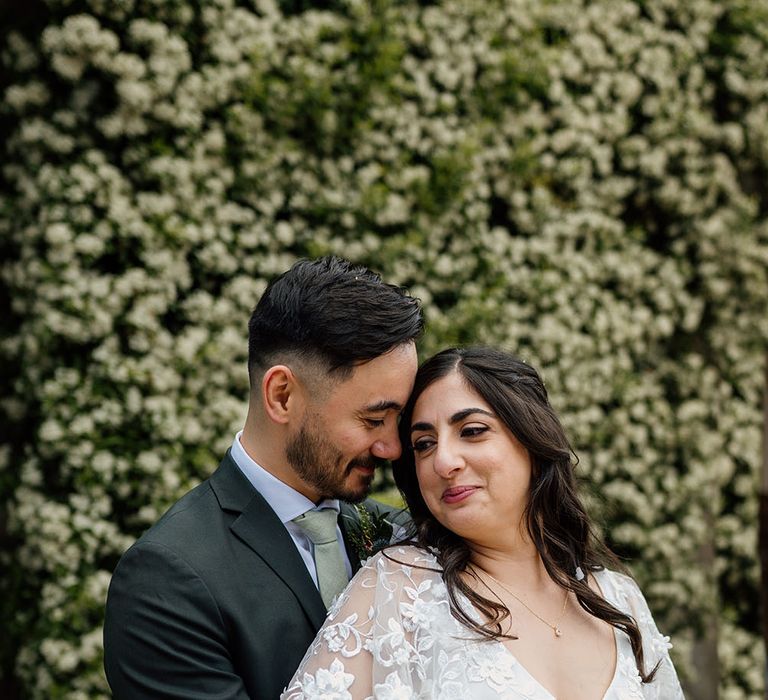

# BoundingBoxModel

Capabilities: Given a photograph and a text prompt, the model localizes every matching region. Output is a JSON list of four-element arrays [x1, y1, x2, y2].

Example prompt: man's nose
[[371, 426, 402, 461]]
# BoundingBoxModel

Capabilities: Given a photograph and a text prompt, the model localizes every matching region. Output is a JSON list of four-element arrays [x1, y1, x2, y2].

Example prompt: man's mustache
[[348, 456, 388, 471]]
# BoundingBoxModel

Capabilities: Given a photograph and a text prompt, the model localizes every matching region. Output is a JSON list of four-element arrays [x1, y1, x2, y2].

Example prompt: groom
[[103, 256, 423, 699]]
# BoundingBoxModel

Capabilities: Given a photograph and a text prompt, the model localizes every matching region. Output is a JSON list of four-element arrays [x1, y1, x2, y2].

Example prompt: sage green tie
[[292, 509, 348, 608]]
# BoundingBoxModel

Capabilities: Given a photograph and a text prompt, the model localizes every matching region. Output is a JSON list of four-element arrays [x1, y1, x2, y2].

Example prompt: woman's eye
[[461, 425, 488, 438], [411, 438, 436, 454]]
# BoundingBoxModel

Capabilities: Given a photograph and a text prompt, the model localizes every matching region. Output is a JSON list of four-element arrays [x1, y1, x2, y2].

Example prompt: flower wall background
[[1, 0, 767, 697]]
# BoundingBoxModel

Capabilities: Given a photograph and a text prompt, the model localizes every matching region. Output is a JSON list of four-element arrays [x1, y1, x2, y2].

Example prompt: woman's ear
[[261, 365, 302, 425]]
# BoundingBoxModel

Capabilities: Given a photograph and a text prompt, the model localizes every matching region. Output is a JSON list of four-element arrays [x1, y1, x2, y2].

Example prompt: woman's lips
[[441, 486, 479, 504]]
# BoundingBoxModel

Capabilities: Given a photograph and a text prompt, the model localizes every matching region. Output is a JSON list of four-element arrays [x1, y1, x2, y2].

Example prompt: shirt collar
[[230, 430, 340, 522]]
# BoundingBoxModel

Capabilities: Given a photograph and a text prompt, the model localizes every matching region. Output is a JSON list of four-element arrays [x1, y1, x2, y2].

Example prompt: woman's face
[[409, 371, 532, 543]]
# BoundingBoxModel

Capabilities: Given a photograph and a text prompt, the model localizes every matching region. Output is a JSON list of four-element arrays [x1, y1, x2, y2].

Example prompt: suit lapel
[[339, 502, 364, 574], [210, 453, 327, 629]]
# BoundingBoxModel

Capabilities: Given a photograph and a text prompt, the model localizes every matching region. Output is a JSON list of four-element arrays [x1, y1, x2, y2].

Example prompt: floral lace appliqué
[[297, 658, 354, 700], [374, 671, 417, 700], [282, 551, 685, 700]]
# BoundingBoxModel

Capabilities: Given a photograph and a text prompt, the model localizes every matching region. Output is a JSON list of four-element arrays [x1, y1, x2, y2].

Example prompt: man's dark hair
[[248, 256, 423, 384]]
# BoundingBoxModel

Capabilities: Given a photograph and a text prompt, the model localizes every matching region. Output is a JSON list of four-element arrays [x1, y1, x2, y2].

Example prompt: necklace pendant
[[554, 626, 562, 638]]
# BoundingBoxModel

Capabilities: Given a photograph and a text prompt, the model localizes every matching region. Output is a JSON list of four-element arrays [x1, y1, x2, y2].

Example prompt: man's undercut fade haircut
[[247, 256, 423, 385]]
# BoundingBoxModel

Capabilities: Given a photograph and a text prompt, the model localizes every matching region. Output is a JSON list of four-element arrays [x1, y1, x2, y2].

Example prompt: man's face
[[286, 343, 418, 503]]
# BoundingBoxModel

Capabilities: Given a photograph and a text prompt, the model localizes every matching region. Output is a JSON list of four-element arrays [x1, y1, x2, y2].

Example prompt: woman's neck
[[467, 534, 552, 590]]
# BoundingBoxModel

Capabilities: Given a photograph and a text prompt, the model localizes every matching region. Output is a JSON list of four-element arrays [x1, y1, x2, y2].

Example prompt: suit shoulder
[[120, 477, 224, 566], [146, 479, 214, 531]]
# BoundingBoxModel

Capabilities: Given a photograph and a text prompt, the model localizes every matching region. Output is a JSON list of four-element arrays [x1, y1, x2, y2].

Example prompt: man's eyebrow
[[362, 400, 403, 413], [411, 408, 494, 433]]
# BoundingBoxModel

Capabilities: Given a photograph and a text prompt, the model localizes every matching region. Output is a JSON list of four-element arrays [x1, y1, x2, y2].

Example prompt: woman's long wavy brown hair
[[391, 346, 659, 683]]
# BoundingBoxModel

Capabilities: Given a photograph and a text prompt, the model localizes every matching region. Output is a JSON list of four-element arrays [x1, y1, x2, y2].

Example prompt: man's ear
[[261, 365, 303, 425]]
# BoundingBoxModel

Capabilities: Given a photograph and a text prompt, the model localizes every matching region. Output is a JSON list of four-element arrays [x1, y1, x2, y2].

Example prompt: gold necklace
[[471, 566, 569, 638]]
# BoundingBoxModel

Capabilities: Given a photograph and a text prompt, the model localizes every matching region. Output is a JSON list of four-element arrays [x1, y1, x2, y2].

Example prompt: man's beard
[[285, 415, 385, 503]]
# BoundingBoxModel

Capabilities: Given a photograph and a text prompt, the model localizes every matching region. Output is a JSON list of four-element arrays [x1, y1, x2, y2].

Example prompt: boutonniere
[[344, 505, 394, 563]]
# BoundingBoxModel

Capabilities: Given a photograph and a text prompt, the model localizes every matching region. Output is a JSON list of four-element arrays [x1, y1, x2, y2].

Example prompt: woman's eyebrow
[[449, 407, 494, 424], [411, 408, 494, 433]]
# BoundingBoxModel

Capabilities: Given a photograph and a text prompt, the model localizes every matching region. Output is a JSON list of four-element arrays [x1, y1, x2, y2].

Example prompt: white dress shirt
[[229, 431, 353, 586]]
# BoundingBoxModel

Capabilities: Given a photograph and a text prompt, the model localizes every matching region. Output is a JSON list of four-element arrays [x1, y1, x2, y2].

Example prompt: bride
[[282, 347, 684, 699]]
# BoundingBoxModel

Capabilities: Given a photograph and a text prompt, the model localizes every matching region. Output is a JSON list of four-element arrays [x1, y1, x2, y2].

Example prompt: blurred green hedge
[[1, 0, 767, 697]]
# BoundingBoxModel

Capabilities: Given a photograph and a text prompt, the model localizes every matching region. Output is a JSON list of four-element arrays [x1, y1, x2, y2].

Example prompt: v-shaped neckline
[[493, 624, 621, 700], [461, 568, 621, 700]]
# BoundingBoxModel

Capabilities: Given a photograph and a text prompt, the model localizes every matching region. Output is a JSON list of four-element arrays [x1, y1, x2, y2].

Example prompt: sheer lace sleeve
[[606, 571, 685, 699], [281, 546, 447, 700]]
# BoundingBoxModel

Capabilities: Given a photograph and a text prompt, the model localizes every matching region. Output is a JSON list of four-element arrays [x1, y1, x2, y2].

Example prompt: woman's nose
[[432, 440, 464, 478]]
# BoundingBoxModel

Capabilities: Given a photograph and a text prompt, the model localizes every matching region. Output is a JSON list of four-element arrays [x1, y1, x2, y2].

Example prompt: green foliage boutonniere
[[345, 505, 395, 563]]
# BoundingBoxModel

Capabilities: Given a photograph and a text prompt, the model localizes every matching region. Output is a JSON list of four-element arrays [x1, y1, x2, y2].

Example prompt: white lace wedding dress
[[282, 546, 684, 700]]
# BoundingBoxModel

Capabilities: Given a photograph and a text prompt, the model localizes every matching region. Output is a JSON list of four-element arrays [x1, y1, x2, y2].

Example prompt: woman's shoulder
[[596, 568, 677, 668], [373, 543, 442, 567], [593, 568, 658, 625], [350, 544, 442, 589], [361, 543, 444, 580], [330, 544, 446, 616], [594, 567, 643, 599]]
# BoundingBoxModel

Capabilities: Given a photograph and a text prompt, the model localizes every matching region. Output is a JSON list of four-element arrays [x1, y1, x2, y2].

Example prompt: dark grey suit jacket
[[103, 452, 405, 699]]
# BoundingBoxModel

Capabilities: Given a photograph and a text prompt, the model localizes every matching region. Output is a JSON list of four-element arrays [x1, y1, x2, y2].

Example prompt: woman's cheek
[[415, 476, 437, 513]]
